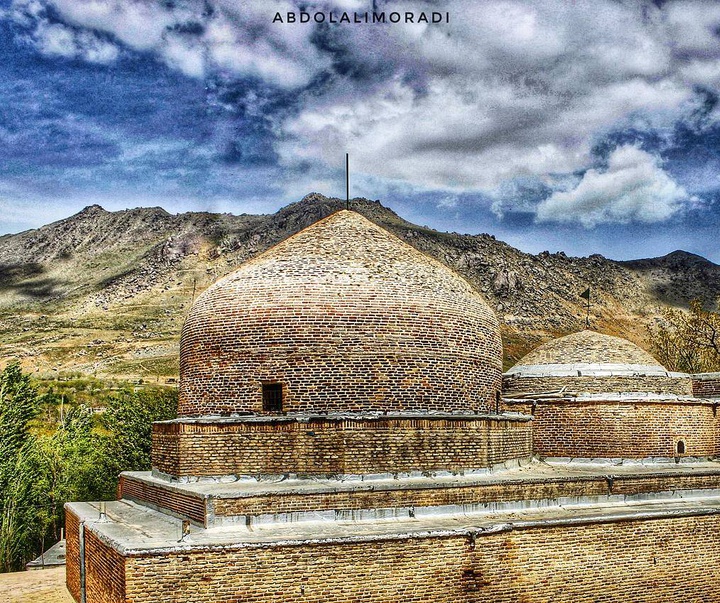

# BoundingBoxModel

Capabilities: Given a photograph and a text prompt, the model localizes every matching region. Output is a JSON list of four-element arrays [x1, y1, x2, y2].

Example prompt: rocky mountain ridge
[[0, 193, 717, 379]]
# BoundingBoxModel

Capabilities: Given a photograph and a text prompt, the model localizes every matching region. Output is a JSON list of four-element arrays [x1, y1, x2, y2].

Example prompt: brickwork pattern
[[152, 416, 532, 478], [179, 211, 502, 416], [114, 514, 720, 603], [502, 399, 720, 458], [514, 329, 663, 367], [693, 376, 720, 398], [503, 374, 693, 396], [65, 509, 81, 603], [119, 475, 206, 525], [84, 529, 125, 603], [119, 471, 720, 524]]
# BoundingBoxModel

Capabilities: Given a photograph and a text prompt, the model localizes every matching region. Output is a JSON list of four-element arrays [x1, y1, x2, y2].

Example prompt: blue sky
[[1, 1, 720, 262]]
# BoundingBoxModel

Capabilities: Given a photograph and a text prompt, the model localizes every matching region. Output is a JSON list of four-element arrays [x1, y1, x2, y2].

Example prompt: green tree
[[650, 300, 720, 373], [97, 387, 177, 495], [0, 363, 42, 571]]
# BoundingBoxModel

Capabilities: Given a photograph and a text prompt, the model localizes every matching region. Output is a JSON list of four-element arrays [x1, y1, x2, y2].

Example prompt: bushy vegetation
[[649, 299, 720, 373], [0, 363, 176, 572]]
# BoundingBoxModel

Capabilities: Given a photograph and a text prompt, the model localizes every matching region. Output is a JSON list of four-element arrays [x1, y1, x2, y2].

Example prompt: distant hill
[[0, 193, 717, 380]]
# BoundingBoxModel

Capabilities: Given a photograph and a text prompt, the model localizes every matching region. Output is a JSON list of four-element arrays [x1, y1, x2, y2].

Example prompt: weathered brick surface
[[118, 470, 720, 524], [117, 514, 720, 603], [84, 529, 125, 603], [65, 509, 81, 603], [692, 374, 720, 398], [514, 329, 663, 366], [119, 475, 206, 525], [502, 399, 720, 458], [504, 374, 693, 396], [152, 416, 532, 478], [179, 211, 502, 416], [211, 472, 720, 518]]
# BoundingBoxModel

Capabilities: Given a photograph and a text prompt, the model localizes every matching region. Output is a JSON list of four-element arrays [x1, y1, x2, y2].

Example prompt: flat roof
[[73, 460, 720, 556]]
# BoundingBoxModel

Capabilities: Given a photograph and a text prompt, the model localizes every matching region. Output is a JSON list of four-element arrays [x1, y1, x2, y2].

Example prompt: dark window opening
[[676, 440, 686, 455], [263, 383, 283, 412]]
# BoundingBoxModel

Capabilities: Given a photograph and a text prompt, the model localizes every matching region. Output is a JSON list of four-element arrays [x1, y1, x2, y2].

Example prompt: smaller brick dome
[[504, 330, 693, 396], [513, 330, 663, 370]]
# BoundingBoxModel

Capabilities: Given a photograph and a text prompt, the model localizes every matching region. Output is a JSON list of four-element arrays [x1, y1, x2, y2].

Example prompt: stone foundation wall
[[152, 416, 532, 478], [503, 374, 693, 396], [116, 514, 720, 603], [502, 399, 720, 458]]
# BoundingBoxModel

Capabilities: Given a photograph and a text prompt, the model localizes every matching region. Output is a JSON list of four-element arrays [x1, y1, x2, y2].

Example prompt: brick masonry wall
[[119, 475, 206, 526], [692, 376, 720, 398], [152, 417, 532, 478], [119, 471, 720, 525], [119, 514, 720, 603], [503, 374, 693, 396], [502, 399, 720, 458], [211, 472, 720, 519], [179, 211, 502, 416], [84, 529, 126, 603], [65, 509, 81, 603]]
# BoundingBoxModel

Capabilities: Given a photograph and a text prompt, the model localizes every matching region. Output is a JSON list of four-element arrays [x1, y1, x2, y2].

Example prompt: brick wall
[[503, 374, 693, 396], [212, 472, 720, 520], [118, 514, 720, 603], [502, 399, 720, 458], [119, 475, 206, 526], [178, 211, 502, 417], [119, 470, 720, 526], [692, 374, 720, 398], [65, 509, 81, 603], [152, 416, 532, 478], [84, 530, 125, 603]]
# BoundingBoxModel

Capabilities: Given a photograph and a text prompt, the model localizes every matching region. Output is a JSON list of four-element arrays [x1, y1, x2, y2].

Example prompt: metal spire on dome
[[345, 152, 350, 211]]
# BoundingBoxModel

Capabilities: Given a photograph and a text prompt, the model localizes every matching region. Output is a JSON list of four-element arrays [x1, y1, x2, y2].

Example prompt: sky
[[1, 0, 720, 262]]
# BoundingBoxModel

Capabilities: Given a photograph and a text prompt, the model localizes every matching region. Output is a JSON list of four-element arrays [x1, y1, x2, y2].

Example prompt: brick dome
[[179, 210, 502, 416], [513, 330, 663, 369], [504, 330, 693, 396]]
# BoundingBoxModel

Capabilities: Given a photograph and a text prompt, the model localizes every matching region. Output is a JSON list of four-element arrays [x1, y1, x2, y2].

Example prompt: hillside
[[0, 193, 717, 379]]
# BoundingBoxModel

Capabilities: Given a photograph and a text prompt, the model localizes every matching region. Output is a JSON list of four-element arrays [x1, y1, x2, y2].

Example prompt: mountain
[[0, 193, 717, 380]]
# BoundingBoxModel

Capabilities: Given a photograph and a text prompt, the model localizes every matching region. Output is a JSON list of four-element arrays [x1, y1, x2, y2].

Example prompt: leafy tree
[[0, 363, 178, 572], [96, 387, 178, 497], [649, 299, 720, 373], [0, 363, 42, 571]]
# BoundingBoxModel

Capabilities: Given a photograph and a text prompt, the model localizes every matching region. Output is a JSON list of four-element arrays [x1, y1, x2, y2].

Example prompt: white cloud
[[6, 0, 720, 205], [9, 0, 330, 87], [535, 146, 695, 228]]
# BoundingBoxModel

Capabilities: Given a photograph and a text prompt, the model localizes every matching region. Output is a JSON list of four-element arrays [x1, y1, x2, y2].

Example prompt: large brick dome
[[179, 210, 502, 416]]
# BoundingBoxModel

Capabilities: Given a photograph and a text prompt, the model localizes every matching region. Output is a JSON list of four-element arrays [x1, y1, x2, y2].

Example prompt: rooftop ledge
[[68, 490, 720, 557], [504, 363, 689, 378], [156, 411, 533, 425]]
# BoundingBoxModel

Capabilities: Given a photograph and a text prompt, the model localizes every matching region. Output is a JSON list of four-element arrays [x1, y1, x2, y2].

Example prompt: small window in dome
[[263, 383, 283, 412], [676, 440, 686, 455]]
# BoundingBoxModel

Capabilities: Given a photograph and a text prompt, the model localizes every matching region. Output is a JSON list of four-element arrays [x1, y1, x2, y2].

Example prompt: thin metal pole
[[345, 153, 349, 210], [586, 293, 590, 329]]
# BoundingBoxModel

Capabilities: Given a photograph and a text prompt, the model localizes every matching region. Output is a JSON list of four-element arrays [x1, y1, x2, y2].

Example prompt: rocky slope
[[0, 193, 717, 379]]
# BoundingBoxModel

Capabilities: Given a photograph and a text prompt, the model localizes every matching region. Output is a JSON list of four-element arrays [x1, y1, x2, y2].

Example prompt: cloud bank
[[4, 0, 720, 229]]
